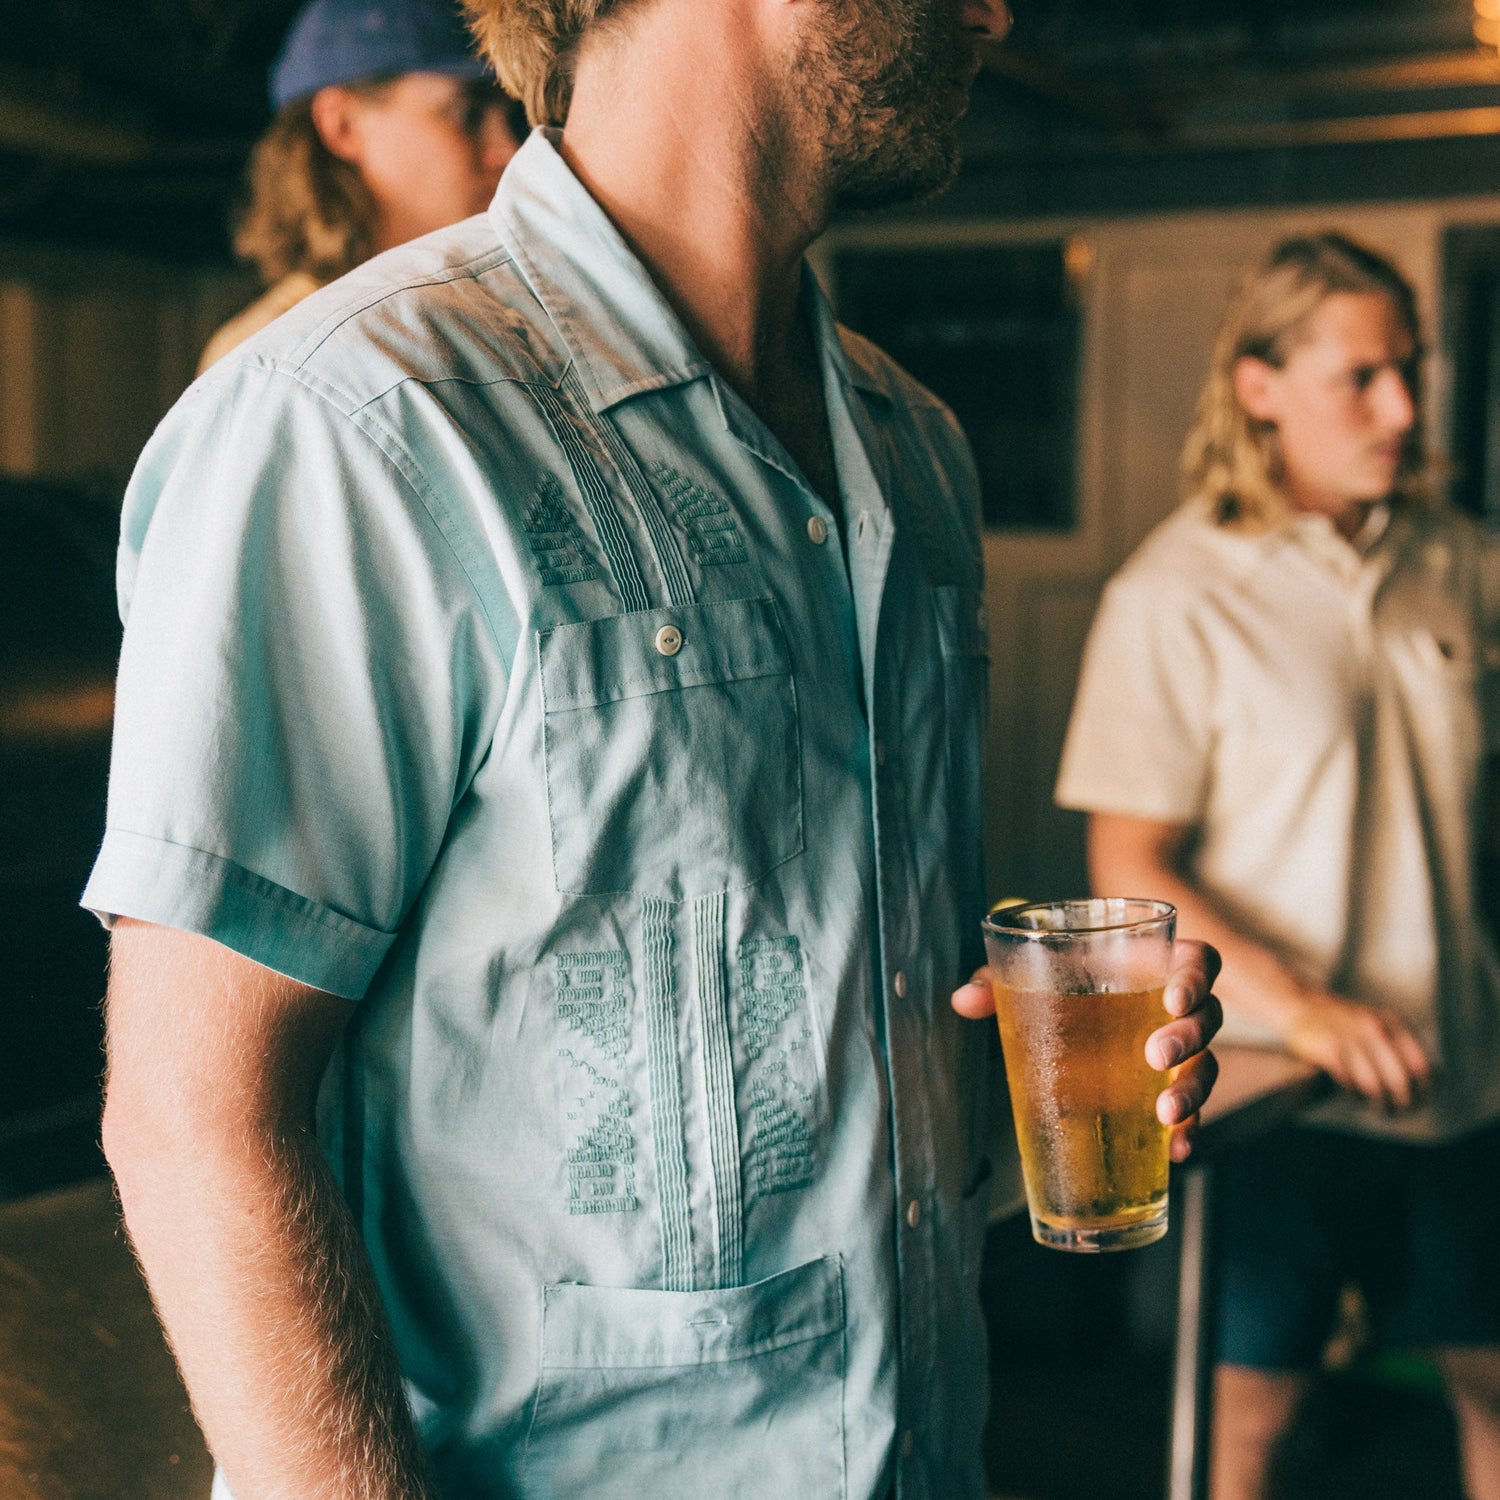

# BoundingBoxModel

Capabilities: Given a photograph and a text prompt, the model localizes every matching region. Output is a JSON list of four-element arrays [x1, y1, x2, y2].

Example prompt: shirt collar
[[1352, 501, 1393, 553], [490, 129, 888, 414], [805, 266, 891, 405], [1274, 501, 1406, 593], [1283, 501, 1391, 553], [490, 130, 709, 411]]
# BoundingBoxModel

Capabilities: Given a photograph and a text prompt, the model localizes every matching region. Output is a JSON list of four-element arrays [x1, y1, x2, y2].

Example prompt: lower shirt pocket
[[523, 1255, 846, 1499]]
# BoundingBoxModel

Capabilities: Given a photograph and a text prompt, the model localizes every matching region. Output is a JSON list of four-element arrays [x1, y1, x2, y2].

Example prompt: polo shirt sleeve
[[82, 363, 510, 998], [1054, 570, 1214, 826]]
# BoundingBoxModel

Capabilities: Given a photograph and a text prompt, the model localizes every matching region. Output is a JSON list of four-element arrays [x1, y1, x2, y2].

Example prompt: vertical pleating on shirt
[[694, 891, 743, 1287], [531, 381, 651, 613], [643, 896, 694, 1290]]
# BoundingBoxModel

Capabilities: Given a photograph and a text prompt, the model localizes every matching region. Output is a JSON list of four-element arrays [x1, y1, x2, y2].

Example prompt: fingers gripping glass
[[981, 899, 1177, 1252]]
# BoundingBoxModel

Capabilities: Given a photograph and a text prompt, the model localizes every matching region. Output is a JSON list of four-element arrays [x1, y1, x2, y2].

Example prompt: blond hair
[[232, 83, 395, 287], [1182, 232, 1431, 530], [462, 0, 636, 127]]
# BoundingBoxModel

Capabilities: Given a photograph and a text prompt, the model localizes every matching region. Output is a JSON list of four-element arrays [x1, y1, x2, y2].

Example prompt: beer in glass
[[981, 898, 1176, 1252]]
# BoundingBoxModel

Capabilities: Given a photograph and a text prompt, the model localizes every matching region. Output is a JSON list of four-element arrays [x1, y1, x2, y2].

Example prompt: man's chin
[[832, 142, 962, 215]]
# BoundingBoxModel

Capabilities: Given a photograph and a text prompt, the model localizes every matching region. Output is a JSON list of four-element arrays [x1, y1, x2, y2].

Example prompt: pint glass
[[981, 898, 1176, 1252]]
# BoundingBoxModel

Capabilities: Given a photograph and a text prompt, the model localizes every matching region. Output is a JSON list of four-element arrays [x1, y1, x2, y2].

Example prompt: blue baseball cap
[[271, 0, 490, 110]]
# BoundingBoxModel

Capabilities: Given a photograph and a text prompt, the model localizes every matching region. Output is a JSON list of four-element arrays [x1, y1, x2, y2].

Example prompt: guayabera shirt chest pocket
[[538, 596, 804, 901]]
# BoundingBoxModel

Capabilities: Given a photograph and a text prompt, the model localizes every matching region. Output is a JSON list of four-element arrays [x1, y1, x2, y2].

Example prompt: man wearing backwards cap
[[199, 0, 523, 371]]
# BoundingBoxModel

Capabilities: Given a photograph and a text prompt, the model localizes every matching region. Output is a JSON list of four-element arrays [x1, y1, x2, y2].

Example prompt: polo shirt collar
[[490, 129, 888, 414], [1271, 502, 1411, 602], [1283, 501, 1392, 555], [1351, 501, 1393, 554]]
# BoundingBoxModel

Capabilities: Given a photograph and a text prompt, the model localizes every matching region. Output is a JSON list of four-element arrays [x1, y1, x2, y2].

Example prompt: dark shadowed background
[[2, 2, 1497, 1495]]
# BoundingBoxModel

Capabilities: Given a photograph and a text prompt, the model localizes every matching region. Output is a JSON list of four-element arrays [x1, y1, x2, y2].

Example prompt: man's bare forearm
[[103, 923, 435, 1500], [1088, 824, 1307, 1035], [1087, 813, 1431, 1107]]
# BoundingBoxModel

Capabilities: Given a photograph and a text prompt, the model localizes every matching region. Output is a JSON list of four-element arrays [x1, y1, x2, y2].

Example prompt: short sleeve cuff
[[81, 828, 394, 999]]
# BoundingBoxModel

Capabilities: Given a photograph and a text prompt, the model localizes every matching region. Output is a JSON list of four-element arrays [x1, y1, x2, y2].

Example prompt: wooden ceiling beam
[[1218, 49, 1500, 99], [0, 88, 154, 166]]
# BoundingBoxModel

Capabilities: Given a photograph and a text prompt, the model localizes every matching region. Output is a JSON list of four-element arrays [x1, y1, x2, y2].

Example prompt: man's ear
[[309, 85, 367, 165], [1233, 355, 1282, 424]]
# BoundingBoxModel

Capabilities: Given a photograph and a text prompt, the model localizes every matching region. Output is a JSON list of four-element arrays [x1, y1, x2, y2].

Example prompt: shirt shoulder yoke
[[216, 216, 568, 413], [1112, 501, 1254, 598]]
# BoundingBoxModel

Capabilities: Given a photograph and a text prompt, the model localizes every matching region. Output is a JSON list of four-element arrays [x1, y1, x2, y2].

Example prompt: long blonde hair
[[1182, 233, 1432, 530], [231, 82, 395, 287]]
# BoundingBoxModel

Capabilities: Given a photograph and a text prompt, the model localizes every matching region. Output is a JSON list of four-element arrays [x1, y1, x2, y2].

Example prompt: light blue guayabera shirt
[[84, 131, 995, 1500]]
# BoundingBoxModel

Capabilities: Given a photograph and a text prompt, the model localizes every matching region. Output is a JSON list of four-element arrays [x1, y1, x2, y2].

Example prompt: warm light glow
[[1064, 235, 1095, 286], [1480, 0, 1500, 49], [0, 682, 115, 741]]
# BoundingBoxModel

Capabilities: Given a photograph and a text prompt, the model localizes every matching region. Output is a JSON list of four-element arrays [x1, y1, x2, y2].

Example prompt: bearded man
[[91, 3, 1221, 1497]]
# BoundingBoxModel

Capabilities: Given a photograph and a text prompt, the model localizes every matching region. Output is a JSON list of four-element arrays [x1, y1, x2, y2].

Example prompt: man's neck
[[557, 0, 829, 416]]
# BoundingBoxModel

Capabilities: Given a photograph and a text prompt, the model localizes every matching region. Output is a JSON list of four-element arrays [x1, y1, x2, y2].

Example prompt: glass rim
[[981, 897, 1176, 939]]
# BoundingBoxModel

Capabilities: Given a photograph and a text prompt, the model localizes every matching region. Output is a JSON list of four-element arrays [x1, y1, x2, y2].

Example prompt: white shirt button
[[654, 624, 683, 656], [893, 970, 907, 999], [906, 1199, 921, 1229], [807, 515, 829, 545]]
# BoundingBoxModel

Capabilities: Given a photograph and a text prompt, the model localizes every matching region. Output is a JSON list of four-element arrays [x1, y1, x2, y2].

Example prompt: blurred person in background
[[199, 0, 525, 372], [1056, 232, 1500, 1499]]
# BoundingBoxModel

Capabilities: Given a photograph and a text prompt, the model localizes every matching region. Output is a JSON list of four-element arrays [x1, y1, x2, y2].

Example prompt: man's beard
[[794, 0, 978, 212]]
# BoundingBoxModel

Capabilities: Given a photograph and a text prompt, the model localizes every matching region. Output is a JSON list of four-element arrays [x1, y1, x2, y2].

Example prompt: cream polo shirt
[[1056, 497, 1500, 1141]]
